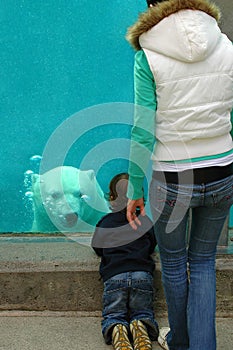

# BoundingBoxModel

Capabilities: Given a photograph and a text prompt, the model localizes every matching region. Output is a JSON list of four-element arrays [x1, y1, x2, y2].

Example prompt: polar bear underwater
[[30, 166, 110, 232]]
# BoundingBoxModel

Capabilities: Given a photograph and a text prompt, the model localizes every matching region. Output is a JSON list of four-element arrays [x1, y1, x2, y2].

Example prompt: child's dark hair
[[108, 173, 129, 212]]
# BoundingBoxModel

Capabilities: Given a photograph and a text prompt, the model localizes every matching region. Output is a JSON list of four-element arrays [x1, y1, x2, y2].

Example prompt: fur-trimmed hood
[[126, 0, 221, 57]]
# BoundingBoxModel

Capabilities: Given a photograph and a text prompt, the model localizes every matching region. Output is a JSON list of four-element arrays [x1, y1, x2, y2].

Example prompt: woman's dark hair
[[146, 0, 165, 7]]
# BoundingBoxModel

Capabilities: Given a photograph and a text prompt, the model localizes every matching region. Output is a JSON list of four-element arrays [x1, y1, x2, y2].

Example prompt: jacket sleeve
[[127, 50, 157, 199], [91, 225, 103, 256], [92, 246, 103, 257]]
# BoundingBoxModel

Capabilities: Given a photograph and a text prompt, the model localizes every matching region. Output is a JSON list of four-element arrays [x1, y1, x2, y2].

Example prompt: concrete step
[[0, 234, 232, 316], [0, 313, 232, 350]]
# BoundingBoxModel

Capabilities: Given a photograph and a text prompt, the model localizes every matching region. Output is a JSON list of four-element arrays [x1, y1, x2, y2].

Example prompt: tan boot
[[130, 320, 152, 350], [112, 324, 133, 350]]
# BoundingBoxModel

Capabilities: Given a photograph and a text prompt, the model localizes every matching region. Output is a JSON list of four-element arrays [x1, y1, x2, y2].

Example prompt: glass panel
[[0, 0, 145, 233], [0, 0, 232, 256]]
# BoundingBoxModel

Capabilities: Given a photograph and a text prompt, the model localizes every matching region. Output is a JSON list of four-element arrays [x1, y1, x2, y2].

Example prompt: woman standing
[[126, 1, 233, 349]]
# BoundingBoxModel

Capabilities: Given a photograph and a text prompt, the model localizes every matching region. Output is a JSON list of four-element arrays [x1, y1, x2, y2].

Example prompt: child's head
[[108, 173, 129, 212]]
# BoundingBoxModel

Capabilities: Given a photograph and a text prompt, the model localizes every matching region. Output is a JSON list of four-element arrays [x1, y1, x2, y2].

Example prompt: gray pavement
[[0, 312, 232, 350], [0, 235, 232, 349]]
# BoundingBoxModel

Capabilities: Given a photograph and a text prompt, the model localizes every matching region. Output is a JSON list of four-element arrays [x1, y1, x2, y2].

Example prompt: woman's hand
[[127, 198, 145, 230]]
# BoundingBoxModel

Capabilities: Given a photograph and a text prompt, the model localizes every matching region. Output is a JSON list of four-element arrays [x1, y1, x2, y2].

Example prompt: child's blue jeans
[[101, 271, 159, 344]]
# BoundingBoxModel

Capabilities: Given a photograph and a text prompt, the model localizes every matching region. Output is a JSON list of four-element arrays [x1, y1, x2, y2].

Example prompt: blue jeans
[[149, 175, 233, 350], [101, 271, 159, 344]]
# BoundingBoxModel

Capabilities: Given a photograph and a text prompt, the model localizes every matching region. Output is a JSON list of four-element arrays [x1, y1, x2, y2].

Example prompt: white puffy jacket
[[127, 0, 233, 161]]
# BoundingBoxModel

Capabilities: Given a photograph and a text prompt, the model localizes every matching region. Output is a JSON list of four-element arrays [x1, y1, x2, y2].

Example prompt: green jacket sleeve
[[127, 50, 157, 200]]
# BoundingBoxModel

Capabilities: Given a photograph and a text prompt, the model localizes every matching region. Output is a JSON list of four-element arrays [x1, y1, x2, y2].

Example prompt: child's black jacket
[[92, 210, 156, 282]]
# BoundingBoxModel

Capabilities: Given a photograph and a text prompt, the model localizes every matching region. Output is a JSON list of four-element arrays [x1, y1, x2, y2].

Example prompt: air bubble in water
[[24, 170, 34, 190], [25, 191, 34, 199], [30, 155, 42, 173]]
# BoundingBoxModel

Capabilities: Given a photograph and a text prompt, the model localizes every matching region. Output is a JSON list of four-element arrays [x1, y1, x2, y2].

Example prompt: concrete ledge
[[0, 235, 232, 316]]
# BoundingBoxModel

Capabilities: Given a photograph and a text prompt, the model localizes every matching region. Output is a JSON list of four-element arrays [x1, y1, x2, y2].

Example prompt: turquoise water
[[1, 0, 233, 237], [0, 1, 146, 232]]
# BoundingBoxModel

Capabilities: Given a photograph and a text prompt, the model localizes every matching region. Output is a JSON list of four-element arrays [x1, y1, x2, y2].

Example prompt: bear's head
[[31, 166, 109, 232]]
